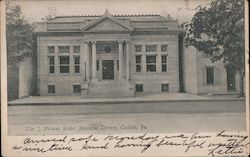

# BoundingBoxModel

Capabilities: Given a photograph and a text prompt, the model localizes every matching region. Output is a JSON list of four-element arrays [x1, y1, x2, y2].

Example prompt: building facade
[[33, 9, 240, 98], [35, 10, 180, 97]]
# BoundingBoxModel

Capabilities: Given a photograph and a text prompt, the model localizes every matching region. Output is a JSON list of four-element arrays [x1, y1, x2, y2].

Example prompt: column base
[[91, 78, 98, 82]]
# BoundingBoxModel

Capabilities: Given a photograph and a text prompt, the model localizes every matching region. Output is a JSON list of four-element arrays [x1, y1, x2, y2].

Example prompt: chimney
[[46, 7, 57, 20]]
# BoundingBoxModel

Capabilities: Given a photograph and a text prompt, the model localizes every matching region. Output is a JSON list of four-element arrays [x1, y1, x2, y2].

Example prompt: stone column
[[157, 44, 161, 73], [91, 41, 97, 80], [126, 41, 130, 80], [54, 46, 59, 74], [70, 46, 74, 75], [118, 41, 123, 80], [142, 45, 146, 73], [80, 42, 85, 80], [84, 41, 89, 81]]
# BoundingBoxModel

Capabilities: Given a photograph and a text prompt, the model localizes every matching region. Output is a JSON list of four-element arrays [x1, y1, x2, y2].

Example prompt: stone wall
[[183, 46, 240, 95], [37, 36, 85, 96], [183, 46, 198, 94], [37, 33, 180, 95], [130, 34, 180, 93], [18, 57, 33, 98]]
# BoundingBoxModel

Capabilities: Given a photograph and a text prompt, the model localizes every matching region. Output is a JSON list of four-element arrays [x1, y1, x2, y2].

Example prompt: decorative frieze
[[130, 21, 168, 28], [47, 22, 81, 30]]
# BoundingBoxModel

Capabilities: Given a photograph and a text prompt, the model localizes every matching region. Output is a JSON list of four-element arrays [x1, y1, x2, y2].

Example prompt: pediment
[[82, 16, 133, 32]]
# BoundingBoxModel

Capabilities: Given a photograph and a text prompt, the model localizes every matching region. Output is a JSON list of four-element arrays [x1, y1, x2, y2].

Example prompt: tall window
[[135, 55, 142, 72], [48, 85, 55, 94], [48, 46, 55, 54], [146, 55, 156, 72], [206, 67, 214, 85], [59, 56, 70, 73], [117, 60, 119, 71], [135, 45, 142, 52], [161, 55, 167, 72], [74, 56, 80, 73], [73, 46, 80, 53], [97, 60, 99, 71], [48, 56, 55, 73], [146, 45, 157, 52], [58, 46, 70, 53], [161, 44, 168, 52]]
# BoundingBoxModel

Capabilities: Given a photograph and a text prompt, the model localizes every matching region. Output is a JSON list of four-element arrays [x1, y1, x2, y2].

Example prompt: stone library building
[[30, 10, 240, 98]]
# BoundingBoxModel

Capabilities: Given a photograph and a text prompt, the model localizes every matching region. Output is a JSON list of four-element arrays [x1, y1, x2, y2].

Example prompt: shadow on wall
[[7, 63, 19, 101], [7, 56, 37, 101]]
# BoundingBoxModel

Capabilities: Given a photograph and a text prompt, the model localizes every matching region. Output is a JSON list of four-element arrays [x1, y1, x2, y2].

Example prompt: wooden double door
[[102, 60, 114, 80]]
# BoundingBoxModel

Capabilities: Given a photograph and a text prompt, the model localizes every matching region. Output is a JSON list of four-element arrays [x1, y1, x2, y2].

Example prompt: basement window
[[135, 84, 143, 92], [48, 85, 55, 94], [161, 84, 169, 92], [73, 85, 81, 93]]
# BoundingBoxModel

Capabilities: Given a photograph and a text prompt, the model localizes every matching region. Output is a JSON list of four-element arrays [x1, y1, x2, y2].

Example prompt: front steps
[[85, 80, 134, 98]]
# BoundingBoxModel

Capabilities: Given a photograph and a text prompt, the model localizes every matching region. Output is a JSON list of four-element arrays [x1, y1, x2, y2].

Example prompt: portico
[[83, 40, 131, 81]]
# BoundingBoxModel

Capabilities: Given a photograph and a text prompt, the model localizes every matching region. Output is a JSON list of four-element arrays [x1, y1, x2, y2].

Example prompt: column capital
[[124, 40, 131, 44], [90, 40, 97, 44], [84, 40, 90, 44], [118, 40, 124, 44]]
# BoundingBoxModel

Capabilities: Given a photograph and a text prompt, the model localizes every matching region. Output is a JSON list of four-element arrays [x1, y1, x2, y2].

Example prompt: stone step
[[88, 88, 128, 93], [86, 80, 134, 98], [86, 92, 133, 98], [88, 86, 129, 93], [91, 80, 128, 86]]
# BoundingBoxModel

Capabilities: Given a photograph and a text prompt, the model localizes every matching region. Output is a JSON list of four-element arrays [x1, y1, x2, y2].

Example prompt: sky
[[17, 0, 212, 22]]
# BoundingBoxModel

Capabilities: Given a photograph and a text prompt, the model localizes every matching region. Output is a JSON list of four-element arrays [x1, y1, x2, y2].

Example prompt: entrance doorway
[[227, 68, 236, 91], [102, 60, 114, 80]]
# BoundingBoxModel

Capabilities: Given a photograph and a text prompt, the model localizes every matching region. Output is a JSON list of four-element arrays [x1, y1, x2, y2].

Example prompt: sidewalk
[[8, 93, 245, 105]]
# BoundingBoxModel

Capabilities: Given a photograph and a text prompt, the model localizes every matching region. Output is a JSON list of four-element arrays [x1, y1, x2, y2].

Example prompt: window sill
[[58, 73, 71, 76], [58, 53, 70, 55], [205, 84, 216, 86], [73, 93, 81, 95], [135, 72, 170, 75], [146, 71, 157, 73], [48, 93, 56, 95]]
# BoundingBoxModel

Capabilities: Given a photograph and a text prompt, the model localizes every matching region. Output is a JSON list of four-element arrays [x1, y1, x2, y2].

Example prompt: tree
[[184, 0, 245, 97], [6, 0, 36, 100], [6, 0, 36, 63]]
